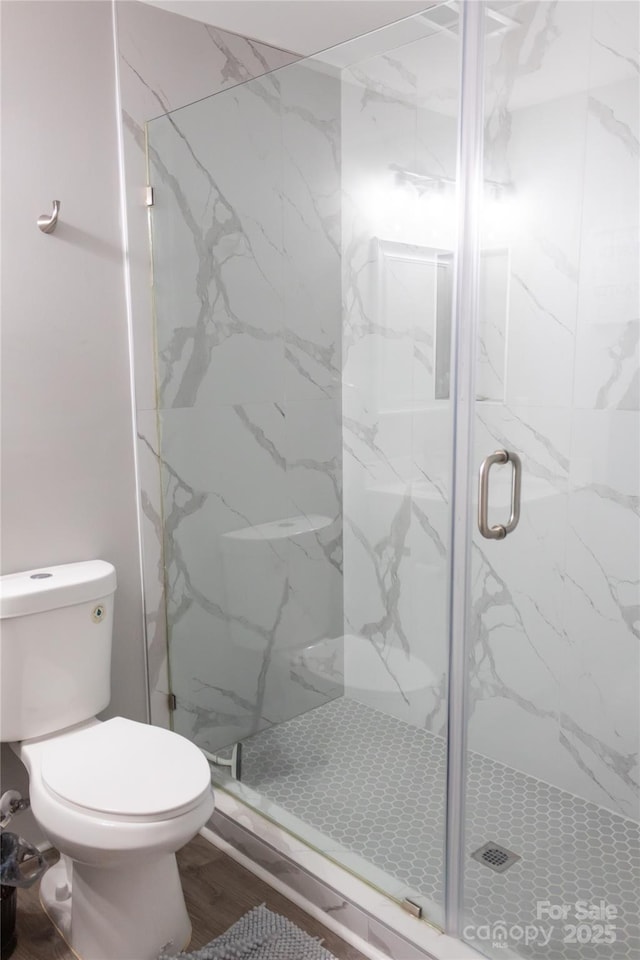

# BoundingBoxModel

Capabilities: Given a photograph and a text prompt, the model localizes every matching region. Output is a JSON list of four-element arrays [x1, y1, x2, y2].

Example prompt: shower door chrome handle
[[478, 450, 522, 540]]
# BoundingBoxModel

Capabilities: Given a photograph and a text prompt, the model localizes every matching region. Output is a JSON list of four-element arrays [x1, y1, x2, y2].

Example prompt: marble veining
[[144, 42, 344, 750], [122, 3, 637, 928], [115, 1, 308, 729], [341, 0, 639, 820]]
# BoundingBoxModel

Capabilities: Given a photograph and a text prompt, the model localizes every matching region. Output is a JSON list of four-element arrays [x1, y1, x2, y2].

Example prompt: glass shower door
[[460, 2, 640, 957], [146, 6, 465, 927]]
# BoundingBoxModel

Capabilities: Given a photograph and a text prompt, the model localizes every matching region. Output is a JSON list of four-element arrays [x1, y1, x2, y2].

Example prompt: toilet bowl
[[0, 561, 215, 960], [15, 717, 214, 960]]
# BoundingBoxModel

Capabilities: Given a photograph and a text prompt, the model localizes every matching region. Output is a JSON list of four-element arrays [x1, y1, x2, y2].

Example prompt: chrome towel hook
[[37, 200, 60, 234]]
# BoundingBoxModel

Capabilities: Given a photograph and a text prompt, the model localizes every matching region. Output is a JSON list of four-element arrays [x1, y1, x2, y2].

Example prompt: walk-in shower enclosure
[[145, 2, 639, 957]]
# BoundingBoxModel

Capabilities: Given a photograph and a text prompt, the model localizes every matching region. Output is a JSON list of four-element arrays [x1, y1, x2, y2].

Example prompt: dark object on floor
[[160, 904, 339, 960], [1, 883, 17, 960], [0, 834, 47, 890], [1, 832, 48, 960]]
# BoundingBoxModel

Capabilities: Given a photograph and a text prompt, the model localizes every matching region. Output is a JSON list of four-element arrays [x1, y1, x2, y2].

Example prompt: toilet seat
[[39, 717, 211, 822]]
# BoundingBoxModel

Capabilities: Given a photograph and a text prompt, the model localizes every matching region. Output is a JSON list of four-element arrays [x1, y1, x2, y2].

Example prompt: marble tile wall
[[341, 1, 639, 820], [472, 0, 639, 820], [114, 1, 301, 730], [121, 0, 638, 822], [146, 56, 344, 752], [341, 25, 459, 736]]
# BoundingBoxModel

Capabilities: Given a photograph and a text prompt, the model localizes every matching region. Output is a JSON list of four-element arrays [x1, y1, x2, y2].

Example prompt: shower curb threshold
[[203, 792, 487, 960]]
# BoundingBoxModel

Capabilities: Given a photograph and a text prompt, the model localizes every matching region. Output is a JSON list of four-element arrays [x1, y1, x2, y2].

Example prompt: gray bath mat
[[160, 904, 339, 960]]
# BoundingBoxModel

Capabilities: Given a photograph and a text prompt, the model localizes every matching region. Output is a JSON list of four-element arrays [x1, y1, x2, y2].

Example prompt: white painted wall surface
[[0, 0, 147, 744]]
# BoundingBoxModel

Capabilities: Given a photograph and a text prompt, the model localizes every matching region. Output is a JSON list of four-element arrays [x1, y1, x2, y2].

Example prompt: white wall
[[1, 0, 148, 827]]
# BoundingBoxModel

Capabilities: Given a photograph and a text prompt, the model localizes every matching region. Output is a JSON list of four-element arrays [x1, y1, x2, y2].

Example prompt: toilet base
[[40, 854, 192, 960]]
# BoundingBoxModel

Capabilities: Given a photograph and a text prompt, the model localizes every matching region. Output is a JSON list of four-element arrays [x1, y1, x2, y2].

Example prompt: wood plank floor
[[10, 834, 368, 960]]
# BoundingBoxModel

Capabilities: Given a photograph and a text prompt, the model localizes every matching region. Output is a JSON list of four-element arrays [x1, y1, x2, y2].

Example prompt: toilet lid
[[40, 718, 212, 818]]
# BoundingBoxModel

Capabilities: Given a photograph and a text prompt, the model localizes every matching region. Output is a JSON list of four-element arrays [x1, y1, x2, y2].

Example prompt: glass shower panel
[[147, 7, 462, 926], [462, 2, 640, 958], [338, 13, 461, 923], [148, 61, 344, 753]]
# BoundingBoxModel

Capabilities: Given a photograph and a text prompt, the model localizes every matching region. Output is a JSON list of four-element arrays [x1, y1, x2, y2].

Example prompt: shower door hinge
[[145, 186, 154, 207], [167, 692, 177, 711], [402, 898, 423, 919]]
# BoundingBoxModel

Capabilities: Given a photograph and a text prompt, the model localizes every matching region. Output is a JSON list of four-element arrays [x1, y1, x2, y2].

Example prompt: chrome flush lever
[[478, 450, 522, 540]]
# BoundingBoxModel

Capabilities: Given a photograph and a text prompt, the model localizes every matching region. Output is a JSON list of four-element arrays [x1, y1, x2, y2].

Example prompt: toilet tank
[[0, 560, 117, 742]]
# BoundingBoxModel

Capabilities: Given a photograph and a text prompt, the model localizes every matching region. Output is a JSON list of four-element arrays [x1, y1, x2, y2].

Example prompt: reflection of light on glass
[[362, 166, 523, 247], [393, 166, 457, 245], [359, 172, 398, 236], [482, 184, 524, 245], [420, 187, 457, 247], [360, 169, 457, 246]]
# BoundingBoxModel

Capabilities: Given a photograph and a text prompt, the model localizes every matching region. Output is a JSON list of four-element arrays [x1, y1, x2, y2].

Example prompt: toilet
[[0, 560, 214, 960]]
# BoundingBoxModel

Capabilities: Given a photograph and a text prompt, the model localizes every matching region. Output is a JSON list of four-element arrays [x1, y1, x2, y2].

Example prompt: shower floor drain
[[471, 842, 521, 874]]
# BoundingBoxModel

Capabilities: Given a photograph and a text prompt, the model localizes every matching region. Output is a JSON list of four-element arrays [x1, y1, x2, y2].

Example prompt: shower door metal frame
[[444, 0, 486, 938]]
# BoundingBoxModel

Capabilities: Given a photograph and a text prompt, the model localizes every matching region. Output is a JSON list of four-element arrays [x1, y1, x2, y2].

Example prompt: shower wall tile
[[116, 1, 296, 415], [483, 0, 591, 166], [467, 405, 571, 784], [499, 94, 586, 409], [342, 45, 444, 736], [341, 35, 458, 734], [146, 54, 344, 747], [573, 319, 640, 412], [150, 86, 286, 412], [553, 6, 638, 816], [560, 510, 639, 817], [158, 398, 342, 749], [341, 1, 639, 820], [285, 400, 341, 503], [590, 1, 640, 91], [574, 76, 640, 410], [115, 1, 301, 728], [169, 601, 275, 751], [116, 2, 295, 127], [122, 0, 639, 822], [477, 251, 508, 402], [281, 62, 343, 402], [136, 409, 169, 718], [557, 410, 640, 818], [472, 6, 638, 816], [569, 409, 640, 494]]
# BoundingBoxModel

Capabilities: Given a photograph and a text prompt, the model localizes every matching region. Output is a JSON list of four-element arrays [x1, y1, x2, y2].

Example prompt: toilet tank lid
[[0, 560, 117, 619]]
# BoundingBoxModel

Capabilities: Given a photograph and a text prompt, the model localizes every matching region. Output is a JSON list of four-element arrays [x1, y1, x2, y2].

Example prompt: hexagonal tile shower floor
[[241, 697, 639, 960]]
